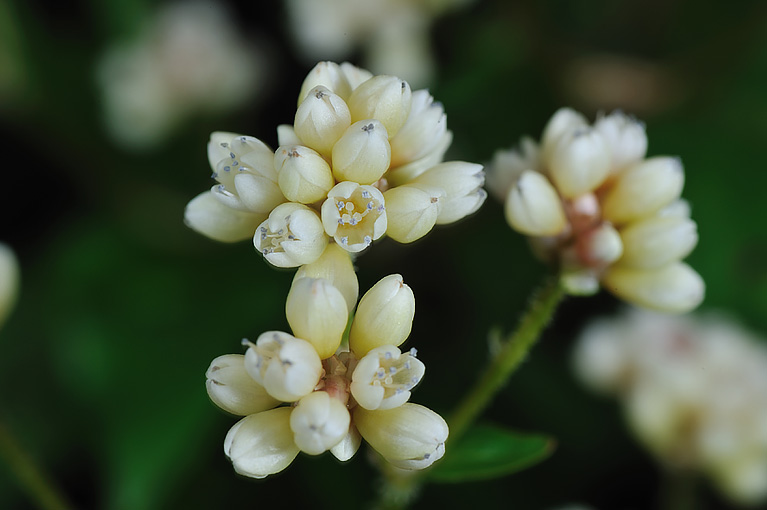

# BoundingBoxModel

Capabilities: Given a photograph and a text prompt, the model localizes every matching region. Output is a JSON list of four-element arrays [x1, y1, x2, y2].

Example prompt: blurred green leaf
[[429, 423, 555, 483]]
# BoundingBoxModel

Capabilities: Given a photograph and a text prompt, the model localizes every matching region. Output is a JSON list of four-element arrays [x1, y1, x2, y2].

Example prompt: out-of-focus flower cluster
[[186, 61, 485, 266], [487, 108, 704, 313], [205, 244, 448, 478], [574, 309, 767, 505], [0, 243, 19, 330], [284, 0, 474, 88], [97, 1, 262, 149]]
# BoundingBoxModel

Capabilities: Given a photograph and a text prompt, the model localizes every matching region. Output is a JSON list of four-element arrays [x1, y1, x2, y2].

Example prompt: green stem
[[374, 276, 565, 510], [0, 420, 74, 510], [448, 276, 565, 444]]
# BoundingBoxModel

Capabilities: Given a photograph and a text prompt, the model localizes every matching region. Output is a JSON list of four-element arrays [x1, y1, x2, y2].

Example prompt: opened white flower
[[206, 272, 447, 478], [574, 309, 767, 505], [488, 108, 703, 313], [186, 61, 485, 265]]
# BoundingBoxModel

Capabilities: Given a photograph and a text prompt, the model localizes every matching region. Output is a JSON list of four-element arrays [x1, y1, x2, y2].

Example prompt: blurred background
[[1, 0, 766, 508]]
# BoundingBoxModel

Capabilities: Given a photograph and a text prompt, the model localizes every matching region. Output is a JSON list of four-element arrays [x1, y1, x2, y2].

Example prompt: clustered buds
[[205, 246, 448, 479], [574, 309, 767, 505], [488, 109, 704, 313], [185, 61, 486, 267]]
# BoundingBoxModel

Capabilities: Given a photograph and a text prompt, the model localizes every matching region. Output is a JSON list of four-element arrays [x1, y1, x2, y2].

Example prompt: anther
[[229, 152, 236, 159], [410, 348, 418, 357]]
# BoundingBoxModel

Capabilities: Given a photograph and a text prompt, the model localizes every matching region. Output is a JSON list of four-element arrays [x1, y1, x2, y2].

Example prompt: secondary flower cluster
[[487, 109, 704, 313], [205, 244, 448, 478], [185, 61, 486, 267], [574, 309, 767, 505]]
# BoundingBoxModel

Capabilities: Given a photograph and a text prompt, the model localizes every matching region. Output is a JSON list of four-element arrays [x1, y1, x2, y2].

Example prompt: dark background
[[1, 0, 766, 508]]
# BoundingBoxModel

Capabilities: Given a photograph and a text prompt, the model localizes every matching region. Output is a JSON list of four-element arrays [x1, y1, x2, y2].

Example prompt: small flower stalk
[[488, 109, 703, 313], [574, 309, 767, 505], [186, 61, 486, 267], [206, 269, 448, 479]]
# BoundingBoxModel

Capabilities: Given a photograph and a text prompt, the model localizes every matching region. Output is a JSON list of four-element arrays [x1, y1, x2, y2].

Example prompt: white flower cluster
[[185, 61, 486, 266], [284, 0, 473, 87], [205, 244, 448, 478], [574, 309, 767, 504], [97, 1, 261, 149], [0, 243, 19, 330], [487, 108, 704, 313]]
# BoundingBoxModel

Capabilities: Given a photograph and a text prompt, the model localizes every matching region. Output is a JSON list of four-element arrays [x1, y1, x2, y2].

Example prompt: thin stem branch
[[0, 420, 74, 510], [448, 276, 565, 443]]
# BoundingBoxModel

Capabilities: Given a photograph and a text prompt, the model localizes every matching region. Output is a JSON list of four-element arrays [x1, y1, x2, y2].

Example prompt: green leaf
[[429, 424, 555, 483]]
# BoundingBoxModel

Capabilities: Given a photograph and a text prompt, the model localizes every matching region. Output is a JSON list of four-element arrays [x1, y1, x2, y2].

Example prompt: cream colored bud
[[548, 128, 610, 198], [573, 320, 630, 394], [387, 130, 452, 185], [354, 403, 449, 470], [254, 203, 327, 268], [485, 137, 539, 203], [348, 75, 412, 137], [331, 119, 391, 184], [294, 86, 352, 157], [185, 191, 265, 242], [275, 145, 335, 204], [294, 243, 358, 312], [560, 269, 601, 296], [602, 157, 685, 225], [658, 199, 692, 219], [224, 408, 299, 479], [0, 244, 19, 330], [244, 331, 323, 402], [594, 111, 648, 169], [231, 172, 286, 214], [340, 62, 374, 92], [410, 162, 487, 224], [389, 90, 447, 166], [349, 274, 415, 357], [206, 354, 280, 416], [576, 223, 623, 266], [286, 277, 349, 359], [602, 262, 705, 313], [330, 424, 362, 462], [383, 185, 443, 243], [619, 216, 698, 269], [351, 345, 425, 410], [541, 107, 588, 157], [321, 181, 387, 252], [277, 124, 302, 147], [298, 61, 351, 105], [290, 391, 351, 455], [505, 171, 567, 236], [210, 134, 275, 192]]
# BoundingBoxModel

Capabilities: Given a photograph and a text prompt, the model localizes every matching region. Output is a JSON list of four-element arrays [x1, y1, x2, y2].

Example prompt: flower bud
[[275, 145, 335, 204], [548, 128, 610, 198], [576, 223, 623, 266], [349, 274, 415, 357], [331, 120, 391, 184], [330, 424, 362, 462], [210, 134, 275, 192], [602, 262, 705, 313], [485, 137, 539, 202], [602, 157, 685, 224], [277, 124, 301, 146], [224, 408, 299, 478], [340, 62, 374, 92], [354, 403, 449, 470], [231, 171, 286, 214], [410, 162, 487, 224], [321, 181, 387, 252], [505, 171, 567, 236], [286, 277, 349, 359], [290, 391, 351, 455], [383, 184, 443, 243], [351, 345, 425, 410], [244, 331, 323, 402], [573, 319, 630, 394], [0, 243, 19, 330], [347, 75, 412, 137], [294, 243, 358, 312], [593, 111, 648, 169], [294, 86, 352, 157], [540, 107, 588, 158], [389, 90, 447, 166], [254, 203, 327, 268], [619, 216, 698, 269], [185, 191, 265, 242], [206, 354, 280, 415], [298, 61, 351, 105], [387, 130, 452, 186]]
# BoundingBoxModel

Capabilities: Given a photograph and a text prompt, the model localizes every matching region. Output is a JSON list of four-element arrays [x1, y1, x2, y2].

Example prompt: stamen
[[229, 152, 236, 159], [361, 190, 371, 199], [410, 348, 418, 357]]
